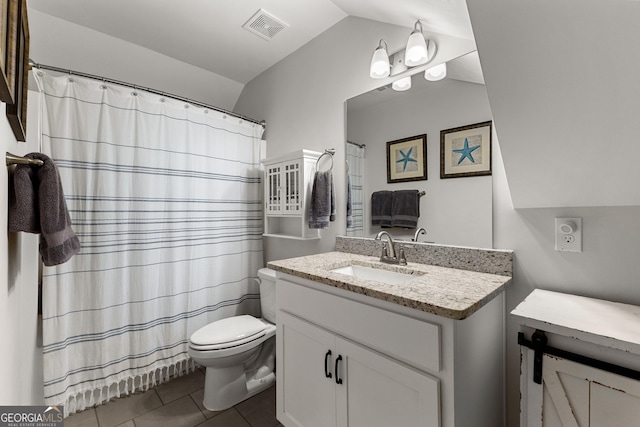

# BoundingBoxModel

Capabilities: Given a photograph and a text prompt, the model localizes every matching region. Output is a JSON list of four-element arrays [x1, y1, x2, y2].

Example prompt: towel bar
[[6, 152, 44, 166], [316, 149, 335, 171]]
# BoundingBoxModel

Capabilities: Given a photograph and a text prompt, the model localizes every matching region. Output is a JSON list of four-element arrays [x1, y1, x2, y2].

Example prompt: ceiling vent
[[243, 9, 288, 41]]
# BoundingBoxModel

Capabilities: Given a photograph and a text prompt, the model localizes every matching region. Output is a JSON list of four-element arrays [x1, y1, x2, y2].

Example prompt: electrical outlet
[[555, 218, 582, 252]]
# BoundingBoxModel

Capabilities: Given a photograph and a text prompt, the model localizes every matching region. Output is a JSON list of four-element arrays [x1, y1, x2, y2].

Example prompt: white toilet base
[[202, 365, 275, 411]]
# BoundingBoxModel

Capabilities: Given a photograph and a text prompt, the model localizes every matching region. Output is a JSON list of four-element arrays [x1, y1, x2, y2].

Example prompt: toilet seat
[[189, 315, 268, 351]]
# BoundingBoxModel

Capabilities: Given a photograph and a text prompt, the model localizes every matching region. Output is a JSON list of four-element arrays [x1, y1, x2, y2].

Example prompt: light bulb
[[424, 63, 447, 81], [392, 76, 411, 91], [370, 41, 390, 79], [405, 22, 428, 67]]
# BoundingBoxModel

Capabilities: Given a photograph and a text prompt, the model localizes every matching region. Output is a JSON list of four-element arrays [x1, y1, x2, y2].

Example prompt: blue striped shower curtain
[[35, 71, 265, 414]]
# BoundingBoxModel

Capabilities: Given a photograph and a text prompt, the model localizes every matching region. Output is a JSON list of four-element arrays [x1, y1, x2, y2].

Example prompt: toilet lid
[[190, 315, 266, 347]]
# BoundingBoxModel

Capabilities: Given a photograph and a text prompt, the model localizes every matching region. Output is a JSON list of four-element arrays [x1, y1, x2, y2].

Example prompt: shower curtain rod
[[29, 60, 266, 129], [347, 140, 366, 148]]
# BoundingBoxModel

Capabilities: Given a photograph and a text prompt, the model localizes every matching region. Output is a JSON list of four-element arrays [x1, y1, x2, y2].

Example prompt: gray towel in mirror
[[391, 190, 420, 229], [371, 190, 392, 227]]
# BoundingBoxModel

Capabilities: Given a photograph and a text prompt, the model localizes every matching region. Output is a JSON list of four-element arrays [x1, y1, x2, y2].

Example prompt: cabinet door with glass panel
[[266, 159, 303, 215], [262, 150, 322, 239]]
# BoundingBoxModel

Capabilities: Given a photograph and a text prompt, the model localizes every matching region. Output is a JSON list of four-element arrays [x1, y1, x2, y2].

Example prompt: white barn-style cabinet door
[[524, 353, 640, 427]]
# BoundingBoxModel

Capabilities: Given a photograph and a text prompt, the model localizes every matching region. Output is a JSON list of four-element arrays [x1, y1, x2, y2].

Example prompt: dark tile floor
[[64, 370, 282, 427]]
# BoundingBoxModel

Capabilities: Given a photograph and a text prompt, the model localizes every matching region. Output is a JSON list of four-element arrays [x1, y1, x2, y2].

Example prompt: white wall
[[467, 0, 640, 208], [235, 16, 476, 262], [347, 79, 492, 248], [0, 91, 43, 404]]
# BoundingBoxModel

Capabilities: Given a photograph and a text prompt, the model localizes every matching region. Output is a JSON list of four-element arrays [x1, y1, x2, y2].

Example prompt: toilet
[[188, 268, 277, 411]]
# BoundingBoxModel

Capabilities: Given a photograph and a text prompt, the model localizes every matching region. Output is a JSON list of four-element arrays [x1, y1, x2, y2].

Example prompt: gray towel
[[8, 153, 81, 266], [308, 170, 335, 229], [8, 157, 40, 233], [391, 189, 420, 229], [371, 190, 392, 227]]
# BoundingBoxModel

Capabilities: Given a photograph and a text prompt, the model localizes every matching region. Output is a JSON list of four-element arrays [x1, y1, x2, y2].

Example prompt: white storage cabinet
[[262, 150, 321, 239], [513, 289, 640, 427]]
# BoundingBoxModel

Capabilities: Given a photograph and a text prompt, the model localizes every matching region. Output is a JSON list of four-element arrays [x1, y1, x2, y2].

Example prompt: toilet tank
[[257, 268, 276, 323]]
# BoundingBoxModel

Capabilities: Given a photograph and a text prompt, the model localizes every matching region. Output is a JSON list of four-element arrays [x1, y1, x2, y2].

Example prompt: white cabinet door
[[265, 163, 282, 215], [277, 311, 336, 427], [335, 337, 440, 427], [282, 160, 302, 214], [277, 310, 441, 427], [590, 380, 640, 427], [530, 354, 640, 427], [264, 159, 303, 216], [539, 355, 588, 427]]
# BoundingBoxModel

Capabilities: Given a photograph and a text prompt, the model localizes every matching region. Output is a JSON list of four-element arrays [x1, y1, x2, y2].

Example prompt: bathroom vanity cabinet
[[262, 149, 321, 240], [513, 290, 640, 427], [275, 272, 506, 427], [278, 310, 438, 427]]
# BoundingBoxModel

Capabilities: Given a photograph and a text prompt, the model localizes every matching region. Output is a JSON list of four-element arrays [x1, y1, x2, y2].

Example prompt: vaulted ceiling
[[28, 0, 475, 86]]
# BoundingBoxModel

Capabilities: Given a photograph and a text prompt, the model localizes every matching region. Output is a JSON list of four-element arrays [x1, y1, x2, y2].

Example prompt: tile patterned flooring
[[64, 370, 282, 427]]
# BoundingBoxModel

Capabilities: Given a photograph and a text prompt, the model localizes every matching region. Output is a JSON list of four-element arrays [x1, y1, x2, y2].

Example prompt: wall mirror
[[344, 51, 494, 249]]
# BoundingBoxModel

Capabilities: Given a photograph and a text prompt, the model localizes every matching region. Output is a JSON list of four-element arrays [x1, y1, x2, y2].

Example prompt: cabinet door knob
[[335, 355, 343, 385], [324, 350, 333, 379]]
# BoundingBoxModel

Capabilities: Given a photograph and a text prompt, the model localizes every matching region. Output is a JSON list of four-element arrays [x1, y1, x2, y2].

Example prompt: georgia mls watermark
[[0, 406, 63, 427]]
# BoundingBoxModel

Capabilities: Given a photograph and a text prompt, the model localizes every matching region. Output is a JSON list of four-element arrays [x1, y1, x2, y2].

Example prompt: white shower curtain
[[346, 143, 365, 237], [35, 71, 265, 414]]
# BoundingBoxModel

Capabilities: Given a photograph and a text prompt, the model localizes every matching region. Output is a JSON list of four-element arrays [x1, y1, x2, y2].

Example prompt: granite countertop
[[268, 251, 512, 320]]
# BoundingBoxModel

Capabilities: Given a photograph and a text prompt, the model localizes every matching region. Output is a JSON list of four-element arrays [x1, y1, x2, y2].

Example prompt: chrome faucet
[[413, 227, 427, 242], [375, 231, 406, 265], [375, 231, 396, 258]]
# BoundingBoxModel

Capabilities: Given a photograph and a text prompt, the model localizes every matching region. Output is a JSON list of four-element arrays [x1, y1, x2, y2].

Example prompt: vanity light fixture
[[369, 20, 437, 83], [405, 21, 428, 67], [424, 62, 447, 81], [370, 39, 390, 78]]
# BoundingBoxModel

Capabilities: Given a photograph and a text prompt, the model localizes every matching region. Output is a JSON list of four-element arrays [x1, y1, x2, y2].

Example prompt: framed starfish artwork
[[386, 134, 427, 183], [440, 121, 492, 179]]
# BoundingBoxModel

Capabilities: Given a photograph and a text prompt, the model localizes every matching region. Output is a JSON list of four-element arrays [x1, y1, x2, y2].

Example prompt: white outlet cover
[[555, 217, 582, 252]]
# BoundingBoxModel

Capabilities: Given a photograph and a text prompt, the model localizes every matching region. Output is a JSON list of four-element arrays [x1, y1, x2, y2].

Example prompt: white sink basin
[[330, 264, 419, 285]]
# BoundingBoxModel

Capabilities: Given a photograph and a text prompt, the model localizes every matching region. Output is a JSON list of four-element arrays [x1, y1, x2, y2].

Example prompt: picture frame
[[6, 0, 28, 142], [386, 134, 427, 183], [440, 121, 492, 179], [0, 0, 13, 103]]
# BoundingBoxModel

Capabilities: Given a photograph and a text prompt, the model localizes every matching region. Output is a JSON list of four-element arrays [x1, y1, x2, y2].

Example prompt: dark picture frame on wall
[[6, 0, 28, 142], [386, 134, 427, 183], [0, 0, 14, 103], [4, 0, 19, 105], [440, 121, 492, 179]]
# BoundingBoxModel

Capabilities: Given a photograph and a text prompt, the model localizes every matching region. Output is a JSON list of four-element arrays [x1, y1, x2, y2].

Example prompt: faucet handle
[[380, 241, 388, 259], [398, 245, 407, 266]]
